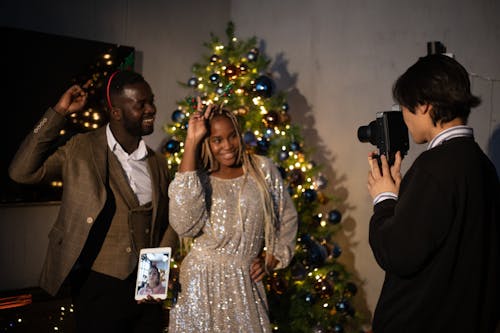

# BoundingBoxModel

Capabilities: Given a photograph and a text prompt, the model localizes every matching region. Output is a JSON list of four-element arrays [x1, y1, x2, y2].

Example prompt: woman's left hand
[[250, 255, 279, 282], [250, 258, 266, 282]]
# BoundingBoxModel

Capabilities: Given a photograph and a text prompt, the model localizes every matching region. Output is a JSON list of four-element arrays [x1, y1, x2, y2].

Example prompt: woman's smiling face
[[208, 115, 241, 171]]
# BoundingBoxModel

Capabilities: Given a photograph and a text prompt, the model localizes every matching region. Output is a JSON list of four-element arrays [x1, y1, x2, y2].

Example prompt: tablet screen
[[135, 247, 171, 300]]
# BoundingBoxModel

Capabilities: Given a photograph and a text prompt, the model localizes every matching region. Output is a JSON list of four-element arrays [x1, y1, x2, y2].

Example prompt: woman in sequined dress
[[168, 98, 298, 332]]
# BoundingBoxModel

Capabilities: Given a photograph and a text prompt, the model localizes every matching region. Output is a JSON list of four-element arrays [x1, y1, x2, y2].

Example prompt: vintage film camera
[[357, 111, 409, 166]]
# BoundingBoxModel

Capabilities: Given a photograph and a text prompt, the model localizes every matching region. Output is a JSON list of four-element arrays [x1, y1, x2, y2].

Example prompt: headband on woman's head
[[106, 70, 120, 111]]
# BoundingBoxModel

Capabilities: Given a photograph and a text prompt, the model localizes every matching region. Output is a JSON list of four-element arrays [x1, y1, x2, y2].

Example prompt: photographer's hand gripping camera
[[357, 111, 410, 166]]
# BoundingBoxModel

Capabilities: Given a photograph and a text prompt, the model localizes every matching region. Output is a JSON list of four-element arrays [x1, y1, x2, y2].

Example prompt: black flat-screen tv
[[1, 27, 135, 205]]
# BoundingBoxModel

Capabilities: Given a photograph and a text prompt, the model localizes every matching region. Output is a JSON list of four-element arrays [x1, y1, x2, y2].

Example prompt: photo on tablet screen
[[135, 247, 171, 300]]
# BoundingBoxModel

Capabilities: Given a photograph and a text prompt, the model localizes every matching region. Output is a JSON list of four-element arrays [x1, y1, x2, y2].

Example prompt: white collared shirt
[[106, 124, 152, 205], [427, 125, 473, 150]]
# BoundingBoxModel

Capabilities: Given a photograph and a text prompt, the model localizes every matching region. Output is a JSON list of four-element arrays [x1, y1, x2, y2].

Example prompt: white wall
[[231, 0, 500, 318], [1, 0, 499, 322]]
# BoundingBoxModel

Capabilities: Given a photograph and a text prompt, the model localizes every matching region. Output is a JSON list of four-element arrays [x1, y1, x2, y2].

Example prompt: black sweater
[[370, 137, 500, 333]]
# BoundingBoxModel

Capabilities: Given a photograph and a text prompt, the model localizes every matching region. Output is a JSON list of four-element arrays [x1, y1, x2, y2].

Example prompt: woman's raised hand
[[186, 96, 215, 144], [179, 97, 215, 172]]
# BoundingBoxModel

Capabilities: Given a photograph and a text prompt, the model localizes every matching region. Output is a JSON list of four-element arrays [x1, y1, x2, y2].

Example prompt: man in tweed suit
[[9, 71, 177, 332]]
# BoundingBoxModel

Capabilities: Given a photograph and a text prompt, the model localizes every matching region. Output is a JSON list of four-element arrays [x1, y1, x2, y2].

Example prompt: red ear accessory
[[106, 70, 120, 111]]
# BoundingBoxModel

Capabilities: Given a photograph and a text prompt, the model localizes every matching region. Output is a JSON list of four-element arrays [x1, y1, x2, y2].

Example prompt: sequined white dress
[[168, 156, 298, 333]]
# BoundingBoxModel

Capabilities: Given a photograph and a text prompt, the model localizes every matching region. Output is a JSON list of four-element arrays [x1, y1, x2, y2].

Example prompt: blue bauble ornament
[[332, 243, 342, 258], [187, 77, 197, 87], [328, 270, 340, 280], [311, 244, 328, 266], [247, 48, 259, 61], [328, 209, 342, 224], [164, 139, 180, 154], [254, 75, 274, 98], [264, 128, 274, 139], [256, 139, 270, 155], [303, 189, 317, 202], [278, 150, 289, 161], [302, 235, 327, 266], [282, 102, 289, 112], [209, 73, 220, 83], [305, 293, 315, 304], [243, 131, 257, 147], [335, 300, 350, 313], [290, 141, 301, 152], [333, 324, 344, 333], [171, 110, 186, 123]]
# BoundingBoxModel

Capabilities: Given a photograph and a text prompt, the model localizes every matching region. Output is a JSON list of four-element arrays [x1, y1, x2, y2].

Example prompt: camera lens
[[357, 121, 377, 145], [357, 125, 371, 143]]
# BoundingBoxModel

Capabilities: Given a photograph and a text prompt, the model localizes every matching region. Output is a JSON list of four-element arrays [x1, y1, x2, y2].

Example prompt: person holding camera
[[366, 54, 500, 333]]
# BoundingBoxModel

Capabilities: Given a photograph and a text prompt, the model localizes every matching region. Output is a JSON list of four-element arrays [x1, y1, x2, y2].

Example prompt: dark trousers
[[70, 270, 164, 333]]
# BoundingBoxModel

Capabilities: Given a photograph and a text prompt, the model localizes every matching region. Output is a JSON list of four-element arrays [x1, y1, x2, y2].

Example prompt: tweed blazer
[[9, 108, 177, 296]]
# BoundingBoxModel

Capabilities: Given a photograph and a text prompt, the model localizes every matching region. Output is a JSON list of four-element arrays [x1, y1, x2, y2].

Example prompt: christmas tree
[[164, 22, 368, 333]]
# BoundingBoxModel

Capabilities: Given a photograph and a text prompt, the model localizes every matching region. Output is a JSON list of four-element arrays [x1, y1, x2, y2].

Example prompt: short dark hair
[[392, 54, 481, 125], [107, 70, 147, 107]]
